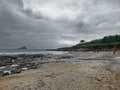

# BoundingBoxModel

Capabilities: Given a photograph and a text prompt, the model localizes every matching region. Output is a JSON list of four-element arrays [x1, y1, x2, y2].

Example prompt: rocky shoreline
[[0, 51, 119, 77], [0, 54, 52, 76], [0, 52, 73, 77]]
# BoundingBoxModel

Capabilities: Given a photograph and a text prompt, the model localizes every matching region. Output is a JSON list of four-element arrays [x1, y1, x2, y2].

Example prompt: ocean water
[[0, 49, 68, 55]]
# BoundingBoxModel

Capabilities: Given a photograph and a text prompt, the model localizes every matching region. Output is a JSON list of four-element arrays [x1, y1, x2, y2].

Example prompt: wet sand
[[0, 51, 120, 90]]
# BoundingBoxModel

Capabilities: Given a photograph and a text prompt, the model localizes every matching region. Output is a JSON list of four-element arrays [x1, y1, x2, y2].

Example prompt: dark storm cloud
[[0, 0, 120, 49]]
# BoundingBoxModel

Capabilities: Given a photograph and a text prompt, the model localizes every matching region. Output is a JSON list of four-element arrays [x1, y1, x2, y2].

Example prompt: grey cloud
[[22, 8, 45, 20], [0, 0, 120, 49]]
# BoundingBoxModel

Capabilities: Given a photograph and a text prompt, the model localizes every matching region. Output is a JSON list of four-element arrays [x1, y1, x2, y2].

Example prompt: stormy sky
[[0, 0, 120, 49]]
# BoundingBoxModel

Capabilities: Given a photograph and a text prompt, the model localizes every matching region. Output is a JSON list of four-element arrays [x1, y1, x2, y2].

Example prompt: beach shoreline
[[0, 51, 120, 90]]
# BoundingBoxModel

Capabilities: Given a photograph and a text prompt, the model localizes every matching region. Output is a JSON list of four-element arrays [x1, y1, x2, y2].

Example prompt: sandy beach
[[0, 51, 120, 90]]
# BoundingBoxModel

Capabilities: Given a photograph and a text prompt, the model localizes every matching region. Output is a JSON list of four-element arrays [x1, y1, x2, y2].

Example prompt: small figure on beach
[[96, 49, 99, 53], [113, 47, 117, 55], [94, 49, 99, 53]]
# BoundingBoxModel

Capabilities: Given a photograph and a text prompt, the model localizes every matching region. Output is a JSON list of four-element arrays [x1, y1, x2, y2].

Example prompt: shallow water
[[0, 49, 68, 55]]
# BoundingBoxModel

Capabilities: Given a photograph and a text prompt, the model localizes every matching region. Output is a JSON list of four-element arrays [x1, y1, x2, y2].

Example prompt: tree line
[[89, 35, 120, 44]]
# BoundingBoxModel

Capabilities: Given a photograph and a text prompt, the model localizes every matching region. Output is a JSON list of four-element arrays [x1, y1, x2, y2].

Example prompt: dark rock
[[37, 80, 46, 88]]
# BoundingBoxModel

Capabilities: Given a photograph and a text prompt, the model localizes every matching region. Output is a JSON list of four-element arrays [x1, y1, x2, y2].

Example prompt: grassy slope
[[71, 35, 120, 50]]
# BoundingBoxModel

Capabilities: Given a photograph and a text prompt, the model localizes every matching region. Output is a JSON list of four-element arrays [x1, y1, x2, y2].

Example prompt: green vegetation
[[89, 35, 120, 44], [72, 35, 120, 50]]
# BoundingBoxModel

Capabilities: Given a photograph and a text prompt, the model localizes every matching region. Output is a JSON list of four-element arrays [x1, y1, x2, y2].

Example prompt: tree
[[80, 40, 85, 44]]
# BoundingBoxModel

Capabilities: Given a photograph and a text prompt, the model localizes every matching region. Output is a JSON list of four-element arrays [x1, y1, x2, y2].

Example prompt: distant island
[[57, 35, 120, 51], [18, 46, 28, 49]]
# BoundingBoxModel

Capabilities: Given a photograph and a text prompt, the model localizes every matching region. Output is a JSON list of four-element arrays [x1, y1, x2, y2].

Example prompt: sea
[[0, 49, 68, 55]]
